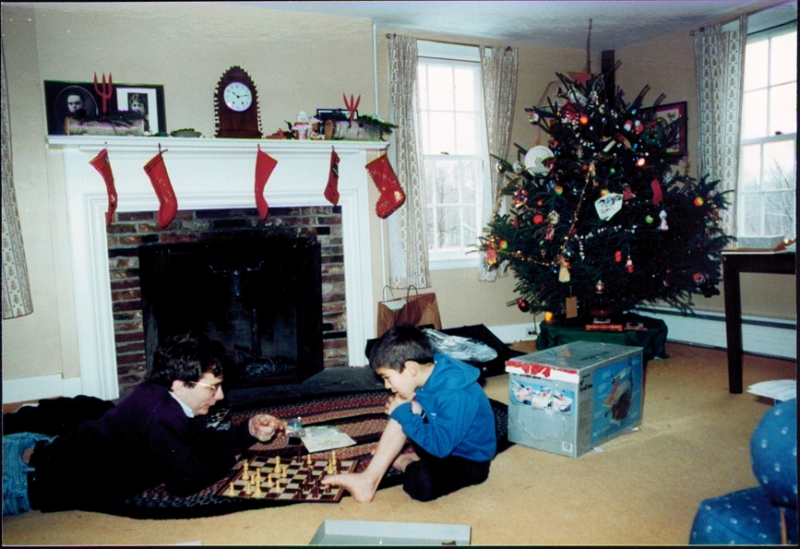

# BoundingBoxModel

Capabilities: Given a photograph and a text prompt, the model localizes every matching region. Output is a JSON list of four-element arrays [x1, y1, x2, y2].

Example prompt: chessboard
[[217, 452, 356, 503]]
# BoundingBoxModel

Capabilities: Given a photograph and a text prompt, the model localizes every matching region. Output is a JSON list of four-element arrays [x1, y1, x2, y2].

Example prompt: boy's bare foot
[[321, 472, 380, 503], [391, 451, 420, 472]]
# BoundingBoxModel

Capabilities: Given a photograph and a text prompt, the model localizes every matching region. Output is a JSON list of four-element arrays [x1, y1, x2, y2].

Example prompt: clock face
[[223, 82, 253, 112]]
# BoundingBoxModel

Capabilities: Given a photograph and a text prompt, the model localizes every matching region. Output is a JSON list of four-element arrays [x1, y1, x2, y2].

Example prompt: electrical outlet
[[526, 327, 537, 335]]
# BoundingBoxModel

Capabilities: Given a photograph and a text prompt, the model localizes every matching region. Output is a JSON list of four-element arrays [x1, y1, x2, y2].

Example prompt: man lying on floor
[[3, 332, 283, 517]]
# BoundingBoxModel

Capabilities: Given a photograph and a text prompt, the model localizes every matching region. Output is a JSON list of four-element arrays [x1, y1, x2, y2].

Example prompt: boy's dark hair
[[369, 324, 434, 372], [147, 332, 228, 388]]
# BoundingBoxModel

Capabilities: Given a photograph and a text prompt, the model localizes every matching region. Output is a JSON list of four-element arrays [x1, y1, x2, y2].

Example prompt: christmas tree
[[480, 67, 733, 321]]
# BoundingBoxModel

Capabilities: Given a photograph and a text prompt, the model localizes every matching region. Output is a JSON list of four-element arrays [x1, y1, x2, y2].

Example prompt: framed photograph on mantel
[[43, 80, 166, 136], [115, 85, 166, 135], [642, 101, 687, 155]]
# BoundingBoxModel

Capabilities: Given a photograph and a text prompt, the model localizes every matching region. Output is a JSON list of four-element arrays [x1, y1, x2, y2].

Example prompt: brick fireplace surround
[[49, 136, 388, 401], [109, 206, 345, 396]]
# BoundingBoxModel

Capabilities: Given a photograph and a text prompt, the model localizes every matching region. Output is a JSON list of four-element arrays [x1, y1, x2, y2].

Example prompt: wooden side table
[[722, 250, 796, 394]]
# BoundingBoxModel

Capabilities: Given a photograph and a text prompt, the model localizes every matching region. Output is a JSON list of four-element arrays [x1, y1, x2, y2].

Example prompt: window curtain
[[386, 34, 430, 289], [1, 38, 34, 319], [693, 15, 747, 237], [479, 45, 518, 281]]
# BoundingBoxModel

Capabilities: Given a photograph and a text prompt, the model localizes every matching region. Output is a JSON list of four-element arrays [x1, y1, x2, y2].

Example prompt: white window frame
[[736, 16, 797, 241], [417, 41, 491, 271]]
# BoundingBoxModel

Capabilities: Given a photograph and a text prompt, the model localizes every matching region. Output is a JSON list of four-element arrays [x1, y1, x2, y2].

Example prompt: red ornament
[[517, 298, 531, 313], [533, 214, 544, 224], [626, 255, 634, 273], [615, 250, 622, 262]]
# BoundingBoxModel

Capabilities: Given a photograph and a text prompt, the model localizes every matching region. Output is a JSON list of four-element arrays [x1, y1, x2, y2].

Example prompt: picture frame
[[43, 80, 166, 136], [643, 101, 687, 155], [115, 85, 166, 135]]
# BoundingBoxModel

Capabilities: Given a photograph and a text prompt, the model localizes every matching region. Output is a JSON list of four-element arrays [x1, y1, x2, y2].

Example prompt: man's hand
[[248, 414, 284, 442]]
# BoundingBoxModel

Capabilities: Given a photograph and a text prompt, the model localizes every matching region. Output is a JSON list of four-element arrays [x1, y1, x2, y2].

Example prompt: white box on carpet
[[505, 341, 643, 458], [309, 519, 471, 545]]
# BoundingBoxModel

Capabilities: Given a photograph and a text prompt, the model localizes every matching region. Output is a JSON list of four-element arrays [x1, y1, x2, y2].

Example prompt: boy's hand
[[386, 392, 415, 415], [249, 414, 284, 442]]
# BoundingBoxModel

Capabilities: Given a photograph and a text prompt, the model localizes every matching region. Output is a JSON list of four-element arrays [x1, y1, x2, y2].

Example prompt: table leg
[[723, 260, 744, 394]]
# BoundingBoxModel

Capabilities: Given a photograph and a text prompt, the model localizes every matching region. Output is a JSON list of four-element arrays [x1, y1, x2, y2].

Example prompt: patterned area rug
[[106, 390, 511, 519]]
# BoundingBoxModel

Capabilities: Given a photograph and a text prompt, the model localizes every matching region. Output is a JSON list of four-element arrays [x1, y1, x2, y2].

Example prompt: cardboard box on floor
[[506, 341, 643, 458], [310, 519, 471, 545]]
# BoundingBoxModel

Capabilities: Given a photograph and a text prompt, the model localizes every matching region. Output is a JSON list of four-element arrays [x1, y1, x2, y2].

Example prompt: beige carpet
[[2, 342, 795, 546]]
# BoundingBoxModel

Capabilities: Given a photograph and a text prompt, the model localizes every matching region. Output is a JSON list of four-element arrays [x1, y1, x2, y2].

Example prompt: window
[[417, 42, 490, 269], [737, 20, 797, 240]]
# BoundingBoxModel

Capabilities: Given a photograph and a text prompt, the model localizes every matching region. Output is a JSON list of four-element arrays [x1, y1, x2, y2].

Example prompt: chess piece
[[266, 474, 274, 488], [273, 456, 281, 474], [228, 482, 236, 496], [242, 460, 250, 481], [254, 482, 263, 498], [281, 465, 288, 478], [245, 482, 252, 496], [307, 454, 313, 466]]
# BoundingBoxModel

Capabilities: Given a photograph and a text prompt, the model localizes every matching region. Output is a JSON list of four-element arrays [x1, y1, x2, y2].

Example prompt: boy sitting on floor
[[322, 324, 496, 502]]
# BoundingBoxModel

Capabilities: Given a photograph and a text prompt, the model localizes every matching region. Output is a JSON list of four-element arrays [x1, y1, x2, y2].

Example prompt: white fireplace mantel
[[48, 135, 388, 400]]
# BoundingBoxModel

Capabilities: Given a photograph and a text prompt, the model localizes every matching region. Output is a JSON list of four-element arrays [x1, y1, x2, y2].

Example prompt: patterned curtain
[[1, 38, 34, 319], [479, 45, 518, 281], [386, 34, 430, 289], [693, 15, 747, 237]]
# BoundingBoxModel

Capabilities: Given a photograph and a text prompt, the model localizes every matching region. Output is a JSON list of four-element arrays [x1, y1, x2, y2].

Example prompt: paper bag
[[377, 286, 442, 337]]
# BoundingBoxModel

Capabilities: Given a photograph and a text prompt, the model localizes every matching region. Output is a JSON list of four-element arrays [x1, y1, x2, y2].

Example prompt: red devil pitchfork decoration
[[94, 73, 113, 115], [343, 93, 360, 124]]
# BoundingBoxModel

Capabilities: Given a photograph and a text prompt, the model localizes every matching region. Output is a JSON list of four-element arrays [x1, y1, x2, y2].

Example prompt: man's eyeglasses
[[192, 381, 223, 395]]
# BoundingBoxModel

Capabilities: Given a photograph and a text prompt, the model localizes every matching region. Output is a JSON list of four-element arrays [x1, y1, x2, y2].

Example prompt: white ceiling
[[253, 0, 795, 50]]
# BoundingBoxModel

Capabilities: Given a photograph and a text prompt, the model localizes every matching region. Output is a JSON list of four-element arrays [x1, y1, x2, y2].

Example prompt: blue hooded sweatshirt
[[390, 353, 496, 462]]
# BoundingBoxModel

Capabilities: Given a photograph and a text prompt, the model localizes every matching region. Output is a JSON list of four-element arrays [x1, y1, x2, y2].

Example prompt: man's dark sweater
[[28, 382, 256, 513]]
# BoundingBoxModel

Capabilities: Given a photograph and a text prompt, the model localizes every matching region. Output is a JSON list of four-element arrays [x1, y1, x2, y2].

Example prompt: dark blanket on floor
[[7, 391, 511, 520]]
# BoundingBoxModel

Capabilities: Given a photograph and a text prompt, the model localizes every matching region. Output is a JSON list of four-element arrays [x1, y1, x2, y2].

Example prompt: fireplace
[[49, 135, 387, 400]]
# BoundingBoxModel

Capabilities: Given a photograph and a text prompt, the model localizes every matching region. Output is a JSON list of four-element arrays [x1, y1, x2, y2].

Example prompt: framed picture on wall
[[115, 85, 166, 135], [642, 101, 687, 155], [43, 80, 166, 136]]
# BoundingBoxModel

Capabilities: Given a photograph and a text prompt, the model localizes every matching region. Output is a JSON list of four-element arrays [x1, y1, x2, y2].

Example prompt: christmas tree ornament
[[517, 298, 531, 312], [651, 179, 663, 205], [254, 145, 278, 219], [693, 272, 706, 285], [554, 185, 564, 195], [594, 280, 605, 294], [558, 258, 570, 282], [89, 148, 118, 225], [524, 145, 554, 175], [513, 188, 529, 204], [614, 250, 622, 262], [694, 196, 704, 207], [513, 161, 524, 173], [622, 183, 636, 200], [645, 214, 654, 224], [594, 193, 623, 221], [626, 255, 634, 273], [486, 248, 498, 265], [658, 209, 669, 231], [365, 154, 406, 219], [495, 162, 506, 173], [324, 147, 340, 206], [533, 214, 544, 224], [643, 121, 664, 145], [143, 147, 178, 228]]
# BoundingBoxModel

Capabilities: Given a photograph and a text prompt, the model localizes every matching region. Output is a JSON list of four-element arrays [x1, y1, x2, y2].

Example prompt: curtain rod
[[385, 33, 512, 51]]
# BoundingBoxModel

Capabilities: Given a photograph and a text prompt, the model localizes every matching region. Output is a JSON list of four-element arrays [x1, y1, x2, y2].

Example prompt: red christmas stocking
[[324, 147, 340, 206], [255, 145, 278, 219], [143, 151, 178, 228], [89, 148, 118, 225], [365, 154, 406, 219]]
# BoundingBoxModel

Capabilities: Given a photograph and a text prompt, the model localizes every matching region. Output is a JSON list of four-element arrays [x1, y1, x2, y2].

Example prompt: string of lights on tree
[[480, 65, 733, 320]]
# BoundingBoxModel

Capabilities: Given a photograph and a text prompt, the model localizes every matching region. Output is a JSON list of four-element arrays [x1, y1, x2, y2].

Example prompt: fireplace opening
[[138, 234, 323, 389]]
